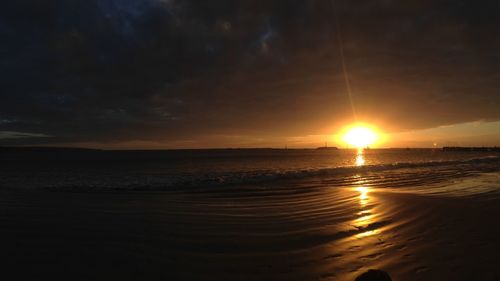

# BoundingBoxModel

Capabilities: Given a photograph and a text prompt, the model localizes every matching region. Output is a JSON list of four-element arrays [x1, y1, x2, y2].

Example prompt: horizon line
[[1, 145, 498, 151]]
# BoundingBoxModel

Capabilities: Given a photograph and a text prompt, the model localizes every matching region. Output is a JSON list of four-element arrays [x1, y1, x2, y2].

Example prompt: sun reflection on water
[[355, 149, 365, 166], [356, 186, 369, 205], [347, 151, 383, 238], [356, 154, 365, 166], [353, 186, 380, 238], [356, 229, 380, 238]]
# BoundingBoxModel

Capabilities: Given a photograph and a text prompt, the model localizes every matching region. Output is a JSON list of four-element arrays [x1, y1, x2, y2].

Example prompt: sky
[[1, 0, 500, 148]]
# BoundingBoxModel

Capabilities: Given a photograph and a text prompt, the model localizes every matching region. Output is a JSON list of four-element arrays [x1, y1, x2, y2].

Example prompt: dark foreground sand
[[1, 173, 500, 281]]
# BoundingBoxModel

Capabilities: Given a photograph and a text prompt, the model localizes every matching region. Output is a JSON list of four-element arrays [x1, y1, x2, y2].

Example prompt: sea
[[2, 148, 500, 280], [1, 148, 499, 193]]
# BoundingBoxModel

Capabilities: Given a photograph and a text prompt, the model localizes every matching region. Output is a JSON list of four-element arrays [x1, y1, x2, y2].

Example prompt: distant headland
[[316, 142, 338, 150], [316, 146, 339, 150]]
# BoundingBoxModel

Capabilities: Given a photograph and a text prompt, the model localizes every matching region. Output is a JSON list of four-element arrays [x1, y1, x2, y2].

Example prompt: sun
[[343, 126, 378, 148]]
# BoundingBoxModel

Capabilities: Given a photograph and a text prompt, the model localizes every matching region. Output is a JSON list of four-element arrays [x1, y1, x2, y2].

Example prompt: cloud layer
[[1, 0, 499, 147]]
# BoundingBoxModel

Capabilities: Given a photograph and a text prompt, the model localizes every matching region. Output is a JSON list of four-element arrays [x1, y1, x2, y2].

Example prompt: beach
[[2, 164, 500, 280], [4, 1, 500, 279]]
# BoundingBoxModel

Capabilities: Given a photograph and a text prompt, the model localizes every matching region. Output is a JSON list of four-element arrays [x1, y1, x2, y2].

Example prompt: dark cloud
[[1, 0, 500, 146]]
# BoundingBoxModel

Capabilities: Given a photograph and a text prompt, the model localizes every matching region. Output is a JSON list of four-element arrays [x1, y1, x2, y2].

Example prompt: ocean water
[[2, 148, 500, 280], [1, 148, 499, 192]]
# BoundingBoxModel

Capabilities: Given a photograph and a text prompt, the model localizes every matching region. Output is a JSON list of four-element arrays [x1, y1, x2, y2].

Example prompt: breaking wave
[[2, 155, 497, 191]]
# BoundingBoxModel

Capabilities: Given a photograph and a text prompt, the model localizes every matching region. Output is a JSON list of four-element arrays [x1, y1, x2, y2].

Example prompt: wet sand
[[2, 173, 500, 280]]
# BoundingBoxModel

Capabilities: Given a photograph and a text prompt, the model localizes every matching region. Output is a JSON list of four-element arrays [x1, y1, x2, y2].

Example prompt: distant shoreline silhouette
[[1, 146, 499, 152]]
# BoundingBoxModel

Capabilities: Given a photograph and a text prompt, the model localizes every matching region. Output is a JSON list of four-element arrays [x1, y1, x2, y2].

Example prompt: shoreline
[[2, 172, 500, 280]]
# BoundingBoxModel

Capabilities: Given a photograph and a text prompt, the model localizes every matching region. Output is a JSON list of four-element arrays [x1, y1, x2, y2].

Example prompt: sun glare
[[343, 126, 378, 148]]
